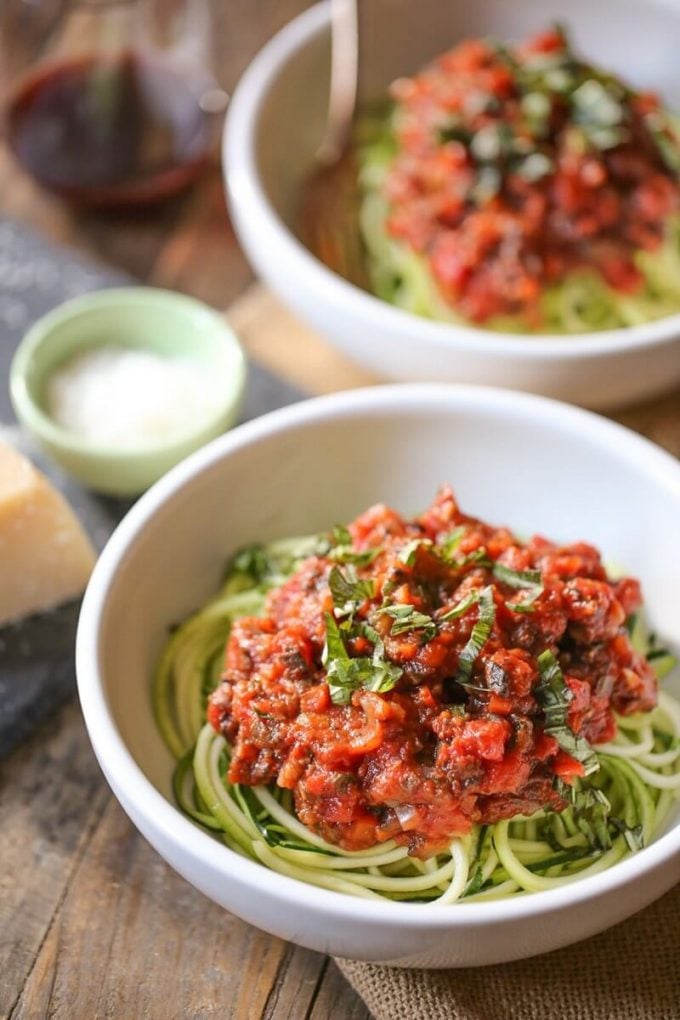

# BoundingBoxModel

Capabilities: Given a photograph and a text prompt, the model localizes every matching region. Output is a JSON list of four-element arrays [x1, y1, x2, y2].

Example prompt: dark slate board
[[0, 217, 306, 758]]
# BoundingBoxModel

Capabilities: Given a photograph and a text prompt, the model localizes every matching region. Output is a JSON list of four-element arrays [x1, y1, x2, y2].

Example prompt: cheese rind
[[0, 442, 96, 625]]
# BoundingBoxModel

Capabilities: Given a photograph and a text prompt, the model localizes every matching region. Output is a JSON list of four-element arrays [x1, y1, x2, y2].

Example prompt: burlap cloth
[[334, 882, 680, 1020]]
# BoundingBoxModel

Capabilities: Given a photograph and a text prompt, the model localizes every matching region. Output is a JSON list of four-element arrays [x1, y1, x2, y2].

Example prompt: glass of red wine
[[0, 0, 228, 209]]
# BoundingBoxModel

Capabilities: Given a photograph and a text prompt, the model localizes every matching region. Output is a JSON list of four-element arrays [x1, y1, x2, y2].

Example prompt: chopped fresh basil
[[328, 565, 376, 619], [332, 524, 351, 546], [610, 817, 645, 852], [438, 527, 466, 558], [554, 777, 637, 853], [569, 78, 631, 151], [356, 620, 381, 646], [330, 545, 382, 567], [438, 122, 473, 147], [323, 609, 349, 663], [319, 525, 383, 567], [574, 787, 611, 850], [646, 647, 671, 661], [228, 536, 321, 587], [536, 650, 600, 776], [228, 543, 270, 584], [587, 125, 629, 150], [471, 165, 502, 204], [323, 612, 403, 705], [521, 91, 551, 121], [455, 586, 496, 686], [516, 152, 553, 181], [470, 124, 504, 162], [398, 537, 433, 566], [545, 68, 574, 93], [492, 563, 542, 589], [438, 589, 481, 623], [378, 604, 437, 641], [451, 547, 493, 570], [492, 562, 544, 612], [572, 79, 624, 128]]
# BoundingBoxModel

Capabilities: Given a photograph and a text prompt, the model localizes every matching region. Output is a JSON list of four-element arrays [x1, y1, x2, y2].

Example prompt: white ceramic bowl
[[76, 384, 680, 968], [224, 0, 680, 410]]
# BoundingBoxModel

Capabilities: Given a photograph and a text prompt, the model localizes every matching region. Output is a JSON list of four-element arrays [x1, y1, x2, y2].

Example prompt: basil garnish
[[319, 525, 383, 567], [611, 818, 645, 852], [398, 538, 432, 567], [328, 565, 376, 620], [322, 612, 402, 705], [451, 547, 493, 570], [438, 590, 481, 623], [536, 651, 599, 776], [454, 586, 496, 686], [378, 604, 437, 641], [492, 562, 544, 613], [555, 775, 646, 853], [438, 526, 466, 558], [229, 543, 270, 584]]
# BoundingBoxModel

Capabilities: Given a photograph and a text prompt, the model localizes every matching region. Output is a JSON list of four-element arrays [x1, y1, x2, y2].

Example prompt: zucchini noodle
[[357, 114, 680, 334], [153, 537, 680, 904]]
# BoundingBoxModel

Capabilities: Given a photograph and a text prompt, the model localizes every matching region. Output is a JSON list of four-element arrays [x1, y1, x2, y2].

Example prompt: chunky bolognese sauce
[[208, 488, 656, 857], [376, 26, 680, 324]]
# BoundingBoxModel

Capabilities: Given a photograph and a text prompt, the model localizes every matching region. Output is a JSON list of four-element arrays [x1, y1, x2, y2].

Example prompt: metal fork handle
[[316, 0, 358, 165]]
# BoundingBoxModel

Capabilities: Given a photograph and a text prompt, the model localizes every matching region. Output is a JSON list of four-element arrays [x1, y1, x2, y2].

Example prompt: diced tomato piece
[[553, 752, 585, 779]]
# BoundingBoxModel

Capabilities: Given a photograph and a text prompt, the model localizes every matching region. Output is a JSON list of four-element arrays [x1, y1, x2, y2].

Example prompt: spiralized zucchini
[[153, 537, 680, 904], [357, 113, 680, 334]]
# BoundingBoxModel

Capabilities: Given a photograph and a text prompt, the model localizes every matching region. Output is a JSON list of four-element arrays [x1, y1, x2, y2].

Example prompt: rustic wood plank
[[11, 795, 293, 1020], [0, 702, 109, 1020], [228, 285, 378, 394], [614, 388, 680, 458], [262, 944, 327, 1020], [309, 961, 373, 1020]]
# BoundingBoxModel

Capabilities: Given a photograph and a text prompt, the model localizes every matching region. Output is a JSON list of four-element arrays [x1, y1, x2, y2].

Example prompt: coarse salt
[[46, 345, 223, 448]]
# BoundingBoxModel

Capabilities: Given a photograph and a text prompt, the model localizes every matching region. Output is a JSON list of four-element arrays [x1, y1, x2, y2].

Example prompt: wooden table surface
[[2, 4, 680, 1018], [0, 3, 371, 1017]]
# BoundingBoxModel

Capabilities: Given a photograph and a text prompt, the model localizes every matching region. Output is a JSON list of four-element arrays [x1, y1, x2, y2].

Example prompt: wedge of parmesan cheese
[[0, 441, 96, 626]]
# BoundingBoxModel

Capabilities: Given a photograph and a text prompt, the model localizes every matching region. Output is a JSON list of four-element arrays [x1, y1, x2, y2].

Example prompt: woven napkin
[[335, 882, 680, 1020]]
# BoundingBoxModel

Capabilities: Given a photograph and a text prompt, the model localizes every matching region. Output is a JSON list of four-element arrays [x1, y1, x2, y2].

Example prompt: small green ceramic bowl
[[10, 287, 247, 496]]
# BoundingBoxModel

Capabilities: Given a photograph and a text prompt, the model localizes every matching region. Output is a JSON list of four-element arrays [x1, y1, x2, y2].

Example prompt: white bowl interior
[[257, 0, 680, 234], [94, 389, 680, 841]]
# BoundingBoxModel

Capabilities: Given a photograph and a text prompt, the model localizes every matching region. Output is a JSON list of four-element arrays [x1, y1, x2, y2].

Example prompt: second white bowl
[[224, 0, 680, 409]]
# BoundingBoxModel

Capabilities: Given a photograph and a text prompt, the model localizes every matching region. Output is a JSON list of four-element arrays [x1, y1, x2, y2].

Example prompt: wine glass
[[0, 0, 228, 209]]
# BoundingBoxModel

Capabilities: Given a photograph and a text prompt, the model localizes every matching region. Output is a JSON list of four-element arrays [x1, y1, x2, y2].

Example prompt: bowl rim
[[76, 383, 680, 930], [224, 0, 680, 360], [9, 286, 247, 462]]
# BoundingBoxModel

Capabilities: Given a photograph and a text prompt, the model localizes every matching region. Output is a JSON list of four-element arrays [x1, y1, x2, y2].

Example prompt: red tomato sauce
[[208, 488, 656, 857], [381, 27, 680, 324]]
